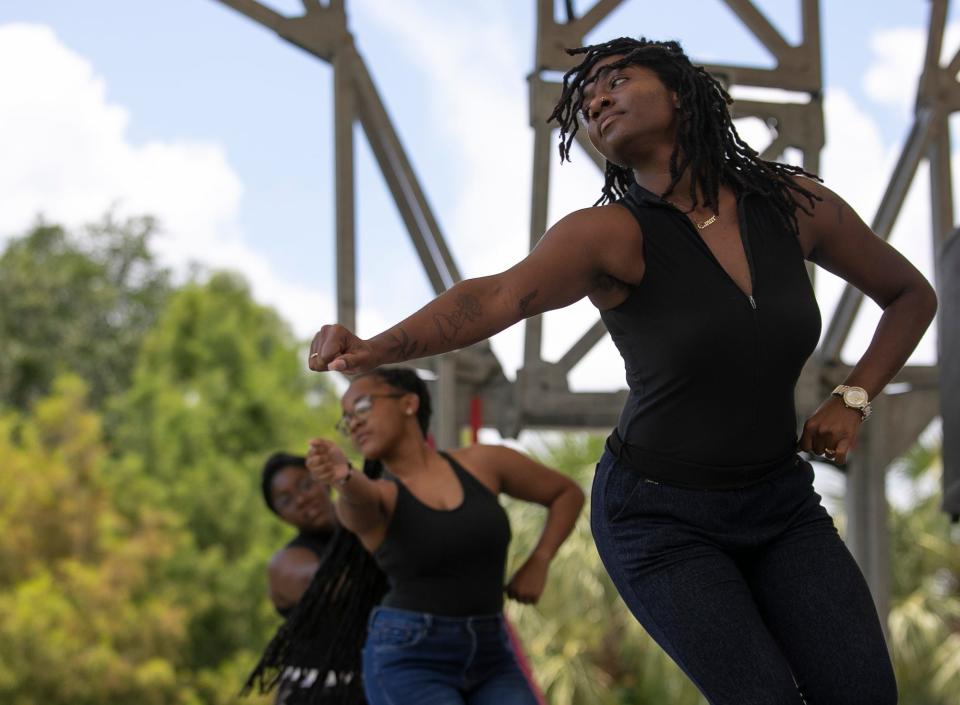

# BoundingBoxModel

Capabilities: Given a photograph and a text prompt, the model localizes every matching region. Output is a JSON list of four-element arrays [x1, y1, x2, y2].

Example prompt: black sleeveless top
[[374, 452, 512, 616], [600, 183, 821, 472]]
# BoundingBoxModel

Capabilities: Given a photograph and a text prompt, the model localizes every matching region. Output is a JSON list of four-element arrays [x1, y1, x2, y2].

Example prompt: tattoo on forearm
[[518, 289, 538, 316], [386, 327, 422, 360], [433, 294, 483, 342]]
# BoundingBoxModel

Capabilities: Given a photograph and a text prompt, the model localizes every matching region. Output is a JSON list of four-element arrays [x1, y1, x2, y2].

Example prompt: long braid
[[547, 37, 821, 235], [245, 367, 432, 704], [243, 461, 388, 704]]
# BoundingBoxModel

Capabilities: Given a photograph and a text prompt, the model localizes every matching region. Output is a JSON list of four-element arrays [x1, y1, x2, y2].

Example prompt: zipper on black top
[[660, 195, 759, 310], [736, 196, 759, 310]]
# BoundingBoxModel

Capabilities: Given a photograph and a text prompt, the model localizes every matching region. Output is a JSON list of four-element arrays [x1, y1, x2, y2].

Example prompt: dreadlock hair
[[245, 460, 387, 704], [243, 522, 387, 703], [547, 36, 821, 237], [243, 368, 431, 704]]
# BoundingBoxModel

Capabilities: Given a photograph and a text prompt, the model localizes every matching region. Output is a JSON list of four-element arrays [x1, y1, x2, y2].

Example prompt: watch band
[[831, 385, 872, 420], [336, 464, 354, 487]]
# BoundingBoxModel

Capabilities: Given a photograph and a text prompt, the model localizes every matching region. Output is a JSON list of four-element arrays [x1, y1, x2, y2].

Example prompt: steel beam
[[524, 78, 554, 368], [333, 46, 357, 330], [819, 108, 936, 361], [822, 0, 958, 362], [212, 0, 512, 452], [350, 55, 461, 293]]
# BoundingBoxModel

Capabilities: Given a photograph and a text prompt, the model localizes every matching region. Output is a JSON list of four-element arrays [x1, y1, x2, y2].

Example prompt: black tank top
[[600, 183, 821, 472], [374, 452, 511, 616]]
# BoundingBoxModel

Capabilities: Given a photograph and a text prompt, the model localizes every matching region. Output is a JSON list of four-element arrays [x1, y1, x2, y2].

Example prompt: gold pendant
[[696, 214, 718, 230]]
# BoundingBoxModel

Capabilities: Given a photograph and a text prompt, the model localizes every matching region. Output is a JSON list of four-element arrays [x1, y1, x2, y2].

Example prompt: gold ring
[[824, 448, 836, 456], [310, 352, 320, 359]]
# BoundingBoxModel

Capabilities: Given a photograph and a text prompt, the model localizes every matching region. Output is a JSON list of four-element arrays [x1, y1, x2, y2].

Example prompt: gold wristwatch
[[831, 385, 872, 420]]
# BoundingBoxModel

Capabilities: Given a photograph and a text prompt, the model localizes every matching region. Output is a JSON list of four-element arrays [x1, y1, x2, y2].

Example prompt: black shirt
[[601, 183, 821, 471], [374, 452, 512, 616]]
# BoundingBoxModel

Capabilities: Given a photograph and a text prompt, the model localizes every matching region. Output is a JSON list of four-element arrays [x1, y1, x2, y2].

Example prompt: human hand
[[505, 554, 550, 605], [306, 438, 352, 485], [798, 395, 863, 465], [308, 324, 377, 374]]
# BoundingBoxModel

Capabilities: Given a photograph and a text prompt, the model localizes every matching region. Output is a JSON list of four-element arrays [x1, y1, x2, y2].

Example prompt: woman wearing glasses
[[307, 366, 584, 705]]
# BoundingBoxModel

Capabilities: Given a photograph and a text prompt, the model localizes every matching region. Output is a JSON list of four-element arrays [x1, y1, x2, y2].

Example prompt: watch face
[[843, 388, 868, 407]]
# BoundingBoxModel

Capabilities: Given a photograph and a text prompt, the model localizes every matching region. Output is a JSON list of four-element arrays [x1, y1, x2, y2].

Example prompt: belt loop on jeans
[[606, 427, 625, 460]]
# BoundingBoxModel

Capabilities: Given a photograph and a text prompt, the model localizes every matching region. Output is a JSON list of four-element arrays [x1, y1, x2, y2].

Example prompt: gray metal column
[[844, 402, 892, 641], [334, 45, 357, 330], [435, 354, 460, 450]]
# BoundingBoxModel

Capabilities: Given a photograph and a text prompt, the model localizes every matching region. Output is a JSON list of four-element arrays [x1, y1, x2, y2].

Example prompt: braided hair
[[547, 36, 820, 235], [244, 368, 432, 704]]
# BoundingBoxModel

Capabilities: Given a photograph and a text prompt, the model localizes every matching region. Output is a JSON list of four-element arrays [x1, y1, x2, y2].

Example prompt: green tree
[[109, 270, 341, 680], [0, 376, 193, 705], [0, 215, 171, 412], [888, 439, 960, 704]]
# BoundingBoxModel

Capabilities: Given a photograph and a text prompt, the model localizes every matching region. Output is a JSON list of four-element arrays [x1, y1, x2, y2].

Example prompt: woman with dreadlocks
[[307, 37, 936, 704], [245, 453, 388, 704], [307, 366, 583, 705]]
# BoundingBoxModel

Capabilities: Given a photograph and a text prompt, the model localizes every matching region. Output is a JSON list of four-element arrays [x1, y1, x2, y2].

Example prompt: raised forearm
[[333, 471, 384, 535], [528, 484, 585, 563], [368, 275, 529, 365], [845, 282, 937, 397]]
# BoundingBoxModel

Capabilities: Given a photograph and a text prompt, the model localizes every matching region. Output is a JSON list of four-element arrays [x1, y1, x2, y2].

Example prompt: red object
[[504, 616, 547, 704], [469, 396, 483, 445]]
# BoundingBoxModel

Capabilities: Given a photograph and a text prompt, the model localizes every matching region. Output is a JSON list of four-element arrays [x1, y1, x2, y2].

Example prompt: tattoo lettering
[[386, 327, 421, 360], [518, 289, 539, 316], [433, 294, 483, 342]]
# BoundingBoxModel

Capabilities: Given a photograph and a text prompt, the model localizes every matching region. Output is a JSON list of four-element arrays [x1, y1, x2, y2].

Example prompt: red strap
[[503, 615, 547, 704]]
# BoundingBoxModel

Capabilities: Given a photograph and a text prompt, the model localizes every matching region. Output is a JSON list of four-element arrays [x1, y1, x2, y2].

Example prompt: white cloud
[[864, 22, 960, 113], [0, 23, 333, 338]]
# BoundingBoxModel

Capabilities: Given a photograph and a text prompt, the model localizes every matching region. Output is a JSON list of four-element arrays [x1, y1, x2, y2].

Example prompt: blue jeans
[[361, 607, 539, 705], [592, 449, 897, 705]]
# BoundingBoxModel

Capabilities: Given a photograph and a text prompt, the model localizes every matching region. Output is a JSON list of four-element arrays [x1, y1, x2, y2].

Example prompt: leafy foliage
[[0, 220, 341, 704], [888, 438, 960, 704], [0, 215, 171, 412]]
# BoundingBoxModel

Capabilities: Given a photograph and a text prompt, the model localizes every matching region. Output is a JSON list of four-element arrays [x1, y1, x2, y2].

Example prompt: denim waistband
[[606, 428, 799, 490], [368, 606, 505, 632]]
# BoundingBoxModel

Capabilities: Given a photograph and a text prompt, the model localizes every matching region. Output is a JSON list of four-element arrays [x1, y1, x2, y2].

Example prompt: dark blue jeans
[[361, 607, 539, 705], [592, 449, 897, 705]]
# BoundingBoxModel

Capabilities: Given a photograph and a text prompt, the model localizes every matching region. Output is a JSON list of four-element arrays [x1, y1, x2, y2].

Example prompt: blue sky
[[0, 0, 949, 395]]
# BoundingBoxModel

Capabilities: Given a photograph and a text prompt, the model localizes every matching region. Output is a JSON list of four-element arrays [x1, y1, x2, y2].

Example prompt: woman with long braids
[[305, 366, 583, 705], [307, 38, 936, 703], [245, 453, 387, 704]]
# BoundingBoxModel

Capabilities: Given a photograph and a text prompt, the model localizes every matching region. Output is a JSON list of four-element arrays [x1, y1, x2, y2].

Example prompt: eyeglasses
[[273, 474, 317, 514], [335, 393, 406, 436]]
